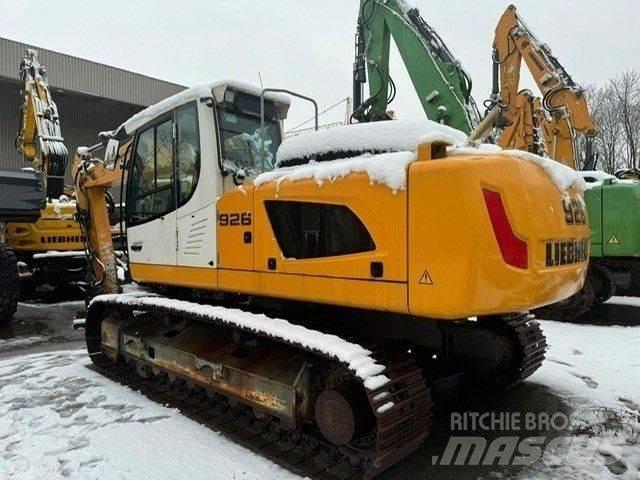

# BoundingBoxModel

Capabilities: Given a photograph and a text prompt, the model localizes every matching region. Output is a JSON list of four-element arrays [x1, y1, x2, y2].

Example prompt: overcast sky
[[1, 0, 638, 129]]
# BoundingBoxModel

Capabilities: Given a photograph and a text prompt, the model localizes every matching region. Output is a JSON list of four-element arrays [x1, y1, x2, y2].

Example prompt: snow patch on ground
[[90, 293, 390, 390], [0, 335, 48, 351], [18, 300, 85, 309], [0, 350, 297, 480], [533, 318, 639, 408], [530, 301, 640, 480]]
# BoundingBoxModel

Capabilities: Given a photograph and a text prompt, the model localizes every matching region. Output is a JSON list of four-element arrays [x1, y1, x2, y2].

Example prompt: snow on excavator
[[71, 63, 590, 476]]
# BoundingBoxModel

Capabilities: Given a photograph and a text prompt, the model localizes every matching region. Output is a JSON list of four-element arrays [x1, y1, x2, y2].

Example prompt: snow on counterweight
[[448, 145, 587, 192], [275, 118, 467, 166], [254, 151, 417, 193], [90, 294, 391, 390], [255, 119, 586, 194]]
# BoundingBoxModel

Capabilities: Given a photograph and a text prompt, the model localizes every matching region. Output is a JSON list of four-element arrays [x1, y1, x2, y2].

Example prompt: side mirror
[[233, 168, 246, 185], [104, 139, 120, 166]]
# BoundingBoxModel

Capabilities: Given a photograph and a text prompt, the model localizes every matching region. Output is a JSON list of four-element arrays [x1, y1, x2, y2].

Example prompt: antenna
[[258, 72, 264, 89]]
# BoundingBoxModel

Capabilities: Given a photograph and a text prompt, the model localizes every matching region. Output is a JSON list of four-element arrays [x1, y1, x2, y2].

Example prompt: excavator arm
[[491, 5, 596, 168], [535, 107, 576, 167], [352, 0, 476, 133], [497, 90, 540, 154], [16, 50, 68, 198], [72, 140, 127, 296]]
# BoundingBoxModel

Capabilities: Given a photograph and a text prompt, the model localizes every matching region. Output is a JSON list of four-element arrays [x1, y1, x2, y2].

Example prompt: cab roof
[[103, 80, 291, 139]]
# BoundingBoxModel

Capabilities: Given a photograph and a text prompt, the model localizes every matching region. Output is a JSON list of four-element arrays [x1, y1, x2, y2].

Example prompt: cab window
[[128, 117, 174, 225], [176, 102, 200, 206], [217, 107, 281, 175]]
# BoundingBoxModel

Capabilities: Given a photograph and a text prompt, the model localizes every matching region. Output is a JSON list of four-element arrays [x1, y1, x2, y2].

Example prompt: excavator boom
[[73, 141, 126, 297], [17, 49, 68, 198], [352, 0, 476, 132], [491, 5, 596, 169]]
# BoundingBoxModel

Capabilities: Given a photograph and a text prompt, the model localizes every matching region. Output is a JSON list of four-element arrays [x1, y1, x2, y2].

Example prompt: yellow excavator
[[72, 73, 589, 477], [5, 49, 89, 297], [488, 4, 640, 321], [487, 5, 596, 168]]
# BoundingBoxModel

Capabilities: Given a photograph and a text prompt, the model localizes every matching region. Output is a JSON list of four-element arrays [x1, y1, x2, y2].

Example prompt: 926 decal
[[218, 212, 252, 226]]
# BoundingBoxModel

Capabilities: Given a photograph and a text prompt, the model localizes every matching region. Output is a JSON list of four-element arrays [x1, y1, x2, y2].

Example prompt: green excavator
[[351, 0, 478, 132]]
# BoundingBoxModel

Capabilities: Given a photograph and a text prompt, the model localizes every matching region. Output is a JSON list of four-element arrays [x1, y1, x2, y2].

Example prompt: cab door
[[126, 116, 177, 267], [175, 101, 218, 269]]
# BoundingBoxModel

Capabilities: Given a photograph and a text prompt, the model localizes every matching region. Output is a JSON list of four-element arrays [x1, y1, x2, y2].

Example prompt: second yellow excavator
[[489, 4, 640, 320], [5, 49, 88, 297], [487, 4, 596, 169]]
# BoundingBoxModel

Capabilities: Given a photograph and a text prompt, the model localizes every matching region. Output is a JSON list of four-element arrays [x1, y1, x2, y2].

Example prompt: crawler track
[[85, 297, 544, 478], [466, 313, 547, 391], [534, 284, 596, 322], [503, 313, 547, 384], [86, 297, 433, 479], [0, 243, 18, 326]]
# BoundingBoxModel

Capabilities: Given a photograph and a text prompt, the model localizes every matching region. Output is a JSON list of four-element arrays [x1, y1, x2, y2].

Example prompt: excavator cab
[[105, 83, 290, 280]]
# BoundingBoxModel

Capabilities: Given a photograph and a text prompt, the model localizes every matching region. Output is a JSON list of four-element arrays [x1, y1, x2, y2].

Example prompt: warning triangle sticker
[[608, 234, 620, 245], [419, 270, 433, 285]]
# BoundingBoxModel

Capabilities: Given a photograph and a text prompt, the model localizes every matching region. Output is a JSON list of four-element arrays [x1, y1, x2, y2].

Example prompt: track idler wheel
[[315, 381, 372, 447]]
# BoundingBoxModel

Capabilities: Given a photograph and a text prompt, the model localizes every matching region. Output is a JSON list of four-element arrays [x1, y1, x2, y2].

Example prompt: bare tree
[[575, 71, 640, 173], [610, 69, 640, 169], [592, 84, 623, 173]]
